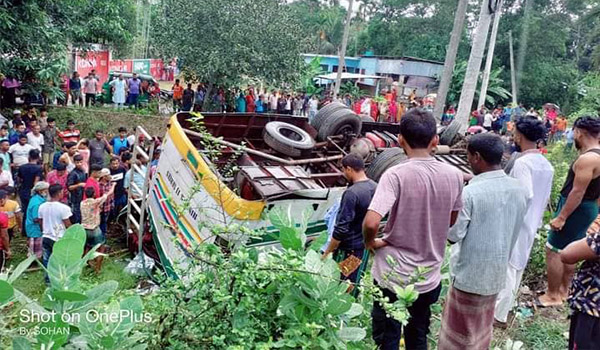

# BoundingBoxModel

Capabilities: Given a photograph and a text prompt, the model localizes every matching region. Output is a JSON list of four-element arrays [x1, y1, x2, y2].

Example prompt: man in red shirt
[[83, 164, 102, 199], [245, 89, 256, 113], [0, 211, 10, 271], [46, 163, 69, 203], [57, 120, 81, 143]]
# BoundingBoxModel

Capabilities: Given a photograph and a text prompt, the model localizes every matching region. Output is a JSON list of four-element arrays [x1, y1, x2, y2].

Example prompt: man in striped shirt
[[57, 120, 81, 144]]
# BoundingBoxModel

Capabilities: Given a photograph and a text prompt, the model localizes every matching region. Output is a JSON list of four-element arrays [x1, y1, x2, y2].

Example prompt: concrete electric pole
[[333, 0, 354, 100], [478, 0, 504, 109], [433, 0, 469, 120]]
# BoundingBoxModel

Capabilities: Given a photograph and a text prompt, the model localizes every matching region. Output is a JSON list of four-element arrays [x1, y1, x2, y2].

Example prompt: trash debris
[[124, 253, 155, 276], [516, 307, 533, 319], [135, 279, 159, 296]]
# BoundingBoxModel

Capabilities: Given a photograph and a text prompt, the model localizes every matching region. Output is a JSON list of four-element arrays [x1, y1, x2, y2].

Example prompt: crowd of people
[[0, 106, 156, 274], [322, 109, 600, 350]]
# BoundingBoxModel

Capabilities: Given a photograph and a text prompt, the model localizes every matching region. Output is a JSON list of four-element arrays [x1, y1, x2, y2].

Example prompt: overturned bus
[[127, 103, 472, 277]]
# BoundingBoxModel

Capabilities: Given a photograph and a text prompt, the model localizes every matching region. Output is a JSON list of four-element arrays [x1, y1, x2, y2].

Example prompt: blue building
[[302, 53, 443, 97]]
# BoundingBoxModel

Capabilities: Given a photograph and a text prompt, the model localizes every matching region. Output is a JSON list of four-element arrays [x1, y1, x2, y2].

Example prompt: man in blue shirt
[[127, 73, 141, 109], [110, 127, 130, 155], [26, 181, 48, 259]]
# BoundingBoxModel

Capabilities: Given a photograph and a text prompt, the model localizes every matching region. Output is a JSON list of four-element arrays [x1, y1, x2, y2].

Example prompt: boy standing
[[81, 184, 115, 272], [25, 182, 48, 259]]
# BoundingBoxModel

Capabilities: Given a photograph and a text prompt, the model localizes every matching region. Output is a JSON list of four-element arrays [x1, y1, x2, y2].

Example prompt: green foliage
[[153, 0, 304, 98], [148, 207, 374, 349], [445, 61, 512, 108], [0, 225, 147, 349], [0, 0, 135, 99], [298, 57, 326, 96]]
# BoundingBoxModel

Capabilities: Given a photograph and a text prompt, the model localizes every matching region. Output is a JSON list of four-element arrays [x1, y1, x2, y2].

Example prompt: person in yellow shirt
[[0, 188, 22, 240]]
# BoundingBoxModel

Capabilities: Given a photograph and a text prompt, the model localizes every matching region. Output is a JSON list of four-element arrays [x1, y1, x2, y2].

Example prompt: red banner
[[75, 50, 109, 85], [149, 59, 165, 80]]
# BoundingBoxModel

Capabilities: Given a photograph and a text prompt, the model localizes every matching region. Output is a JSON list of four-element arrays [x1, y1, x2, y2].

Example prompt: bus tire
[[311, 101, 348, 130], [316, 110, 362, 141], [263, 121, 315, 157], [366, 148, 406, 182]]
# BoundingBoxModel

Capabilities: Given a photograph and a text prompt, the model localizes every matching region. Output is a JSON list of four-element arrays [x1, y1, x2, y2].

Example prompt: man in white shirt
[[8, 134, 34, 168], [26, 124, 44, 152], [494, 117, 554, 325], [38, 184, 72, 268], [483, 111, 494, 131], [269, 90, 278, 113]]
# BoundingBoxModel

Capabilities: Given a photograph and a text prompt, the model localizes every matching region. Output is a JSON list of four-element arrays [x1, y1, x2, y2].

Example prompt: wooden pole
[[433, 0, 469, 120], [333, 0, 354, 100], [478, 0, 504, 108], [509, 30, 518, 105]]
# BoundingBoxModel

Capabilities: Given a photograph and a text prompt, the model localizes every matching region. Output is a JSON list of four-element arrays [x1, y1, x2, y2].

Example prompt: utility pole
[[478, 0, 504, 109], [509, 30, 518, 105], [454, 0, 495, 134], [333, 0, 354, 100], [433, 0, 469, 120]]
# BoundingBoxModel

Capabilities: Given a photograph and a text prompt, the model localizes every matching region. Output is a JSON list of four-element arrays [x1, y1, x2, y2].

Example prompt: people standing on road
[[277, 94, 287, 114], [182, 83, 195, 112], [109, 74, 127, 108], [245, 89, 256, 113], [235, 91, 246, 113], [539, 116, 600, 307], [322, 154, 376, 286], [293, 95, 304, 116], [308, 95, 318, 122], [269, 90, 278, 113], [193, 84, 205, 112], [284, 94, 293, 115], [494, 118, 554, 325], [172, 79, 183, 112], [438, 134, 529, 350], [25, 181, 48, 260], [363, 109, 464, 350], [39, 184, 72, 268], [46, 163, 68, 204], [255, 94, 265, 113], [89, 130, 112, 168], [69, 72, 82, 106], [127, 73, 141, 108], [57, 120, 81, 144], [67, 154, 87, 224], [560, 229, 600, 350], [83, 73, 99, 107]]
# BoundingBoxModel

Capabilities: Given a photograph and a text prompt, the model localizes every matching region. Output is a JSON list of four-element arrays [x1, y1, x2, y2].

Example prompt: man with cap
[[25, 181, 49, 259], [0, 189, 21, 240], [46, 163, 69, 204], [81, 181, 115, 272]]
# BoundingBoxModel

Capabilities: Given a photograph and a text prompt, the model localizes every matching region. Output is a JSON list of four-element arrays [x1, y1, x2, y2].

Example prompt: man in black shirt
[[322, 154, 377, 284], [67, 154, 87, 224], [18, 149, 43, 232], [109, 156, 127, 219]]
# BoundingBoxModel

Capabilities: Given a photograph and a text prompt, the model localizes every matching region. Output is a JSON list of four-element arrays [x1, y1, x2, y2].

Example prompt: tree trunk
[[433, 0, 469, 120], [478, 0, 504, 109], [333, 0, 354, 100], [454, 0, 494, 134]]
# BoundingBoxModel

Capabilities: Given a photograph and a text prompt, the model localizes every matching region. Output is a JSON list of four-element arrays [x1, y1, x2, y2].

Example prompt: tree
[[153, 0, 304, 109], [0, 0, 135, 99]]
